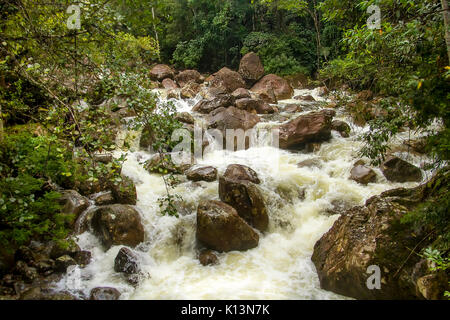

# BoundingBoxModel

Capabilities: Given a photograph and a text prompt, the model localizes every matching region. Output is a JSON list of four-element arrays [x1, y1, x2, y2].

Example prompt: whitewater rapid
[[57, 88, 430, 300]]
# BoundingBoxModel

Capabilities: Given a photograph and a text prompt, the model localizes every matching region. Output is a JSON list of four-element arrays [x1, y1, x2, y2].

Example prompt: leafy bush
[[0, 129, 78, 251]]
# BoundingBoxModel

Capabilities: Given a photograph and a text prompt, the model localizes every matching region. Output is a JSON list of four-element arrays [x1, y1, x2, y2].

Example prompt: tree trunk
[[152, 7, 160, 60], [442, 0, 450, 63], [0, 75, 4, 142]]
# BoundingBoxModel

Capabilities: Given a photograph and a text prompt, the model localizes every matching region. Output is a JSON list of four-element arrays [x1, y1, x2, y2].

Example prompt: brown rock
[[186, 166, 218, 182], [175, 112, 195, 125], [231, 88, 251, 100], [149, 64, 175, 81], [235, 98, 275, 114], [193, 95, 235, 114], [311, 167, 449, 300], [251, 74, 293, 100], [180, 81, 201, 99], [238, 52, 265, 86], [283, 104, 302, 113], [223, 164, 260, 184], [279, 110, 334, 150], [294, 95, 315, 102], [198, 250, 218, 266], [350, 165, 377, 185], [92, 205, 145, 250], [175, 70, 202, 87], [207, 106, 260, 133], [90, 287, 121, 300], [219, 176, 268, 232], [161, 78, 178, 90], [381, 156, 423, 183], [210, 67, 246, 94], [196, 200, 259, 252]]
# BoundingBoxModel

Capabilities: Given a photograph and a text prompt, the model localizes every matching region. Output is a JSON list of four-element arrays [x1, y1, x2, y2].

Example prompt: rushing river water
[[57, 88, 430, 300]]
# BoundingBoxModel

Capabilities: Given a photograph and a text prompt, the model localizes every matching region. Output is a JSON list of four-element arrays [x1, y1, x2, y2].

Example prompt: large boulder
[[218, 176, 268, 232], [197, 200, 259, 252], [210, 67, 246, 94], [175, 70, 202, 87], [223, 164, 260, 184], [251, 74, 293, 101], [192, 95, 235, 114], [175, 112, 195, 125], [235, 98, 275, 114], [149, 64, 174, 81], [381, 156, 423, 183], [91, 205, 145, 250], [207, 106, 260, 132], [186, 166, 218, 182], [279, 110, 334, 150], [311, 168, 450, 300], [238, 52, 265, 87]]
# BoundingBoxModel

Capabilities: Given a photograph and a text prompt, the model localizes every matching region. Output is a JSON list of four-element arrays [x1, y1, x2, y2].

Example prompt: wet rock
[[251, 74, 293, 101], [49, 239, 81, 260], [91, 191, 115, 206], [210, 67, 246, 93], [207, 106, 260, 133], [311, 167, 449, 299], [175, 70, 202, 87], [219, 176, 268, 232], [331, 120, 351, 138], [193, 94, 235, 114], [111, 176, 137, 205], [144, 153, 194, 174], [55, 255, 77, 272], [196, 200, 259, 252], [294, 94, 315, 102], [93, 153, 114, 164], [232, 88, 251, 100], [167, 89, 179, 100], [350, 164, 377, 185], [114, 247, 140, 275], [305, 143, 322, 153], [254, 87, 278, 104], [282, 104, 302, 113], [235, 98, 275, 114], [92, 205, 145, 250], [58, 190, 89, 226], [381, 156, 423, 183], [149, 64, 175, 81], [186, 166, 218, 182], [238, 52, 265, 87], [90, 287, 121, 300], [14, 246, 36, 264], [175, 112, 195, 125], [279, 110, 334, 150], [34, 259, 55, 274], [223, 164, 260, 184], [74, 251, 91, 268], [297, 158, 322, 169], [180, 81, 201, 99], [198, 250, 218, 266], [162, 78, 178, 90]]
